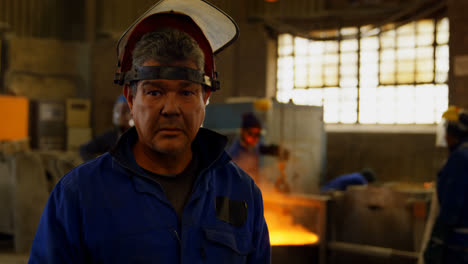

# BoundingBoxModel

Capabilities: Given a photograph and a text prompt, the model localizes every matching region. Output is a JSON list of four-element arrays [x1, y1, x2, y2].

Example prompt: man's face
[[241, 127, 261, 148], [125, 59, 210, 156]]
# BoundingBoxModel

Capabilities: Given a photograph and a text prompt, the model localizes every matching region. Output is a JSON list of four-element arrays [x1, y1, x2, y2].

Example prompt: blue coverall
[[29, 127, 271, 263], [320, 172, 368, 192], [425, 138, 468, 263]]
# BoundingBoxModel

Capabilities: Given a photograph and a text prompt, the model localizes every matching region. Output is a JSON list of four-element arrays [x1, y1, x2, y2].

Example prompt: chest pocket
[[202, 227, 254, 264]]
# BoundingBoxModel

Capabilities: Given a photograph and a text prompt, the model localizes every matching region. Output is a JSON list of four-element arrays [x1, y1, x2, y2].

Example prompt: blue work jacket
[[320, 172, 367, 192], [29, 127, 271, 263], [436, 138, 468, 247]]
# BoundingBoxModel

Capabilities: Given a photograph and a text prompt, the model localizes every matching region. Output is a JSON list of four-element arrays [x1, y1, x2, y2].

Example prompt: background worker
[[29, 0, 270, 263], [79, 95, 132, 161], [228, 112, 288, 185], [321, 168, 377, 192], [424, 106, 468, 264]]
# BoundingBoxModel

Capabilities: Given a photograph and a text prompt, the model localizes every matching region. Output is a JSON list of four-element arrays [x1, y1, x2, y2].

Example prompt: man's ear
[[203, 89, 211, 104], [123, 85, 134, 111]]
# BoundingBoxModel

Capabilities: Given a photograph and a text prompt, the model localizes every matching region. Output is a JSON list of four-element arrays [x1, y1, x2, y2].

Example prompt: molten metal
[[263, 192, 319, 246]]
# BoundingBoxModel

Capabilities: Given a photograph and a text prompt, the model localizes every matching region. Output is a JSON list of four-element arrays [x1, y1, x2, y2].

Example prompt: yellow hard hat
[[442, 106, 461, 122]]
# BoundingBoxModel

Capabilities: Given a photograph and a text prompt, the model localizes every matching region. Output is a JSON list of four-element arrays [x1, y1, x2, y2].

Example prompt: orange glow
[[263, 191, 319, 246], [269, 226, 319, 246]]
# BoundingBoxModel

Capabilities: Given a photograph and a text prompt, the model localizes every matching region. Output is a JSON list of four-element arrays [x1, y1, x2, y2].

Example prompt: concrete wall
[[448, 0, 468, 110], [91, 39, 122, 135], [6, 37, 90, 100], [325, 132, 447, 183]]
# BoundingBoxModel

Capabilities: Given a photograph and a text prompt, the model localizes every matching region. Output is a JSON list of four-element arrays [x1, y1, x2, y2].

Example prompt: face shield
[[114, 0, 239, 91], [436, 106, 468, 147], [435, 119, 448, 147]]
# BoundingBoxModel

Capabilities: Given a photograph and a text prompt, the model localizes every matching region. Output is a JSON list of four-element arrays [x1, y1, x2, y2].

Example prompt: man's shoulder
[[60, 153, 115, 191]]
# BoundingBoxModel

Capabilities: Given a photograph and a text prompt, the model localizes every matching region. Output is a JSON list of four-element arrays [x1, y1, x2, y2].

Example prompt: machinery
[[326, 185, 433, 264], [0, 149, 81, 253]]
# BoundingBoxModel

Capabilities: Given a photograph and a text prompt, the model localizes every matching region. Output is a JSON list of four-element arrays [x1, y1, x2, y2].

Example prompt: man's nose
[[160, 93, 181, 116]]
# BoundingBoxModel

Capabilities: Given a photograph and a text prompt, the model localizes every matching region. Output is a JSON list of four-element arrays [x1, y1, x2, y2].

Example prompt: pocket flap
[[203, 227, 254, 255]]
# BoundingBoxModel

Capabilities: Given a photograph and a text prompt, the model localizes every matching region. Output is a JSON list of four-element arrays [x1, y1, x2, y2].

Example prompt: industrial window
[[277, 18, 449, 124]]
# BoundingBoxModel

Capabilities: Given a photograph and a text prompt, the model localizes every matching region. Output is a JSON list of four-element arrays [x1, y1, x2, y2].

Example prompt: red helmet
[[114, 0, 239, 91]]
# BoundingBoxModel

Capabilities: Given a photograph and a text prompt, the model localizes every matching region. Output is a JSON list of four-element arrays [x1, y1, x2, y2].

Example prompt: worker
[[228, 112, 288, 185], [79, 95, 132, 161], [28, 1, 270, 263], [320, 168, 376, 192], [424, 106, 468, 264]]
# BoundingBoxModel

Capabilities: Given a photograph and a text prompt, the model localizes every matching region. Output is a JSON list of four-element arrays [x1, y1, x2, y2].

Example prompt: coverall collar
[[109, 126, 230, 198]]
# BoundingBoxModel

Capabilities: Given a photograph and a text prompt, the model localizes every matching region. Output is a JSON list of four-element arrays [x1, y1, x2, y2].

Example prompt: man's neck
[[132, 140, 193, 176]]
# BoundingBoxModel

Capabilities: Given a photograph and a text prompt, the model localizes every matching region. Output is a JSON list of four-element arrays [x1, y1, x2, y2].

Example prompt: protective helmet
[[113, 0, 239, 92], [436, 106, 468, 147]]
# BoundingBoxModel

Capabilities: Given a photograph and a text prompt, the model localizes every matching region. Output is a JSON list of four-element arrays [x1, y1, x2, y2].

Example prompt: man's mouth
[[158, 127, 183, 135]]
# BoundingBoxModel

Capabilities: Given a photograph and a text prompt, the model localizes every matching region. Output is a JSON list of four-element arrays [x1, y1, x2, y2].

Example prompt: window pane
[[417, 47, 434, 59], [276, 90, 294, 103], [341, 65, 358, 76], [359, 87, 378, 123], [380, 63, 396, 84], [397, 22, 415, 34], [376, 86, 396, 124], [309, 42, 324, 55], [437, 31, 449, 45], [381, 49, 395, 61], [325, 54, 339, 64], [361, 36, 379, 50], [397, 61, 415, 73], [381, 62, 395, 73], [278, 34, 293, 56], [277, 56, 294, 91], [361, 51, 379, 63], [325, 41, 339, 53], [324, 88, 340, 123], [341, 39, 358, 52], [415, 85, 436, 123], [292, 88, 323, 106], [437, 18, 449, 44], [308, 74, 323, 87], [397, 35, 416, 48], [417, 33, 434, 46], [340, 77, 358, 87], [435, 84, 449, 122], [397, 48, 416, 60], [294, 37, 309, 55], [436, 45, 449, 60], [416, 59, 434, 72], [435, 71, 448, 83], [295, 71, 308, 88], [341, 27, 358, 36], [341, 52, 358, 63], [340, 88, 358, 123], [397, 73, 415, 84], [395, 85, 415, 123], [417, 19, 434, 33], [325, 65, 339, 86], [381, 31, 395, 48]]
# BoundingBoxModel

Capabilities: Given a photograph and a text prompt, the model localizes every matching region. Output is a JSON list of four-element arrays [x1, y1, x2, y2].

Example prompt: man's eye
[[182, 90, 194, 96], [148, 90, 162, 96]]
